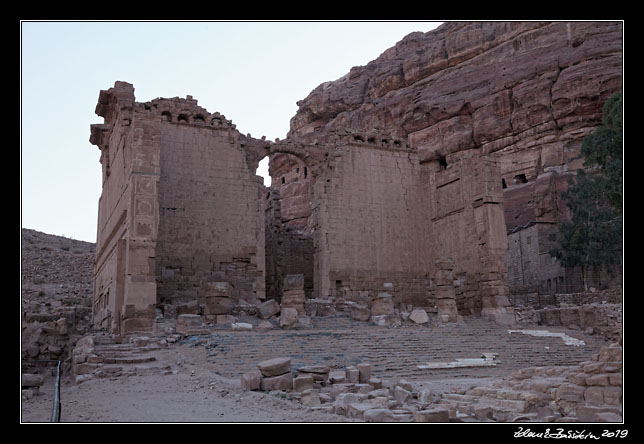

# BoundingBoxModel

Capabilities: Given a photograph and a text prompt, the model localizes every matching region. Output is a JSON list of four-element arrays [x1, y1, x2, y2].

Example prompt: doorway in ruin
[[263, 153, 316, 304]]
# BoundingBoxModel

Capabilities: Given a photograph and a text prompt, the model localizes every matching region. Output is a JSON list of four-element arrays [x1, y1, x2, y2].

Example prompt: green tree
[[551, 92, 623, 291]]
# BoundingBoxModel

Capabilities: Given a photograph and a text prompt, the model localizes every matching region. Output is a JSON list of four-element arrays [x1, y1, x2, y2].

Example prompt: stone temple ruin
[[66, 21, 623, 423], [88, 21, 623, 337], [89, 80, 514, 335]]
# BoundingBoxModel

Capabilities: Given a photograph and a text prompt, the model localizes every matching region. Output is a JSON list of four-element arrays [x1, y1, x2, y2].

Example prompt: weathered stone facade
[[89, 21, 621, 334], [89, 83, 512, 333]]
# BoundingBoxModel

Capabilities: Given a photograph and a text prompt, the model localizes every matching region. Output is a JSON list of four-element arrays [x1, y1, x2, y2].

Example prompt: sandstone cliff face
[[287, 21, 622, 228]]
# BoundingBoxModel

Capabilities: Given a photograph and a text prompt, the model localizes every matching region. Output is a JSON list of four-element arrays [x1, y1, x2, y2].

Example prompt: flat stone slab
[[418, 353, 499, 370], [257, 357, 291, 377], [508, 329, 586, 346]]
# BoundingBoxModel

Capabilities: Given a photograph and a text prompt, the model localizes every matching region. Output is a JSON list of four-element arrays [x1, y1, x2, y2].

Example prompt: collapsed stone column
[[478, 259, 515, 326], [434, 258, 459, 322], [370, 284, 396, 326], [203, 282, 233, 322], [281, 274, 306, 315]]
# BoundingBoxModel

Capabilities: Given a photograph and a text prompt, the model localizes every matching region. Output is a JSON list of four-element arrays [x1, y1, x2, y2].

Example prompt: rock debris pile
[[240, 336, 622, 422]]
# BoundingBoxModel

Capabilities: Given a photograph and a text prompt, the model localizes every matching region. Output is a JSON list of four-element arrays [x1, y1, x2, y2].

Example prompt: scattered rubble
[[239, 336, 622, 422]]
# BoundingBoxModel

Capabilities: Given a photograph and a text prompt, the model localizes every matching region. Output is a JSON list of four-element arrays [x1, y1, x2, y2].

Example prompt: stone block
[[473, 405, 494, 421], [394, 385, 412, 403], [204, 296, 232, 315], [356, 383, 375, 394], [345, 366, 360, 383], [333, 392, 369, 415], [329, 370, 346, 384], [257, 357, 291, 377], [413, 407, 450, 423], [409, 309, 429, 324], [602, 386, 622, 405], [598, 345, 622, 362], [586, 374, 610, 386], [350, 304, 371, 321], [21, 373, 44, 388], [257, 299, 281, 319], [357, 363, 372, 383], [281, 289, 305, 314], [279, 307, 299, 329], [283, 274, 304, 290], [347, 402, 378, 419], [231, 322, 253, 331], [176, 300, 200, 315], [260, 372, 293, 391], [330, 383, 353, 400], [434, 286, 456, 300], [608, 372, 622, 386], [293, 375, 314, 392], [241, 370, 262, 391], [364, 408, 395, 423], [434, 269, 453, 286], [301, 389, 321, 407], [371, 293, 394, 316], [555, 383, 585, 402], [584, 386, 604, 404], [297, 365, 330, 382], [418, 388, 433, 406], [436, 298, 457, 314], [576, 405, 623, 422], [204, 281, 232, 296], [176, 314, 202, 334], [256, 321, 274, 332]]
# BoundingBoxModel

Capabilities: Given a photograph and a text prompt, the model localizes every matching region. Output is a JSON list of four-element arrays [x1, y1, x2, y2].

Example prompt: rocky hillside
[[21, 228, 95, 363], [287, 21, 622, 229]]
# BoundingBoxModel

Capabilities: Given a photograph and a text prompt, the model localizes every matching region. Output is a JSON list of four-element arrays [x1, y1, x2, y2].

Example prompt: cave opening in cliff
[[438, 154, 447, 170], [514, 173, 528, 184]]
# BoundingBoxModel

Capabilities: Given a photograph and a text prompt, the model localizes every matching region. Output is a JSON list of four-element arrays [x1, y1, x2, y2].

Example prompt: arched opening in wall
[[264, 152, 315, 304], [161, 111, 172, 122], [257, 157, 271, 186]]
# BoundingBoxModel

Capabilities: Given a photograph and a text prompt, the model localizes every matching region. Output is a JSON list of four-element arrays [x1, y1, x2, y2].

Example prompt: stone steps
[[193, 315, 603, 380], [72, 333, 173, 382]]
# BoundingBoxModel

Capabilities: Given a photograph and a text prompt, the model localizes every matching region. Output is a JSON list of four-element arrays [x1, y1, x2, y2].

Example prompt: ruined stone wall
[[264, 188, 314, 302], [421, 150, 511, 320], [153, 100, 266, 310], [90, 82, 268, 333], [288, 23, 622, 297], [311, 139, 430, 307], [507, 222, 566, 295]]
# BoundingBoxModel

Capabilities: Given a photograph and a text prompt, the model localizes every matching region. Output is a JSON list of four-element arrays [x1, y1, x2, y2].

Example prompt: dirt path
[[21, 339, 502, 423], [21, 343, 358, 423]]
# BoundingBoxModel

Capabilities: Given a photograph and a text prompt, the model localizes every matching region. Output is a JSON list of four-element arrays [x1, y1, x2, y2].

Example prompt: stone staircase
[[71, 333, 172, 383], [195, 314, 605, 381]]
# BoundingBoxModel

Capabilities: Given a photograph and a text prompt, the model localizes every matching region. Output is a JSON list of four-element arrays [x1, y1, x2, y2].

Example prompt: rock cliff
[[286, 21, 622, 229]]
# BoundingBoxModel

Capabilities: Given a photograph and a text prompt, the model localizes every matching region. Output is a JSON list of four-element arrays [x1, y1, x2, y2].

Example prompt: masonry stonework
[[89, 82, 512, 333], [88, 22, 621, 334]]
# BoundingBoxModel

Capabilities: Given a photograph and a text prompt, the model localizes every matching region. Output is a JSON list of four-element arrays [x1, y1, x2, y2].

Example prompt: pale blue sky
[[21, 21, 442, 242]]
